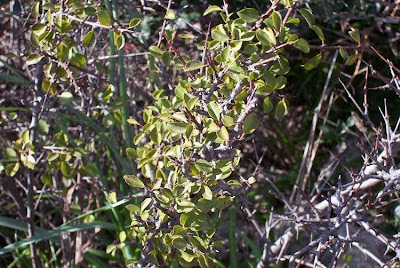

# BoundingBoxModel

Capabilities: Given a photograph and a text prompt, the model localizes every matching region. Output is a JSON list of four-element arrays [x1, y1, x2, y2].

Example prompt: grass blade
[[0, 216, 60, 244], [0, 222, 118, 255], [229, 207, 238, 268]]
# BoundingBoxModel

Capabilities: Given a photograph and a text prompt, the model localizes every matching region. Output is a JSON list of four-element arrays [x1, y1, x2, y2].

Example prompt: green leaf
[[275, 99, 288, 119], [69, 52, 86, 67], [271, 11, 282, 31], [202, 185, 213, 200], [6, 162, 19, 177], [114, 33, 125, 50], [149, 45, 163, 58], [40, 174, 52, 186], [83, 30, 95, 47], [204, 5, 222, 16], [303, 53, 322, 70], [123, 175, 145, 188], [222, 115, 235, 128], [339, 48, 349, 60], [194, 160, 213, 173], [32, 2, 40, 20], [243, 114, 259, 134], [185, 60, 205, 72], [211, 25, 229, 42], [126, 148, 136, 158], [172, 237, 187, 250], [237, 8, 260, 23], [348, 30, 360, 43], [263, 97, 273, 113], [167, 122, 188, 134], [4, 148, 17, 159], [293, 38, 310, 53], [287, 18, 300, 25], [217, 126, 229, 142], [61, 161, 73, 178], [127, 118, 139, 125], [207, 101, 221, 121], [165, 9, 176, 20], [345, 55, 358, 66], [97, 10, 111, 26], [128, 18, 141, 28], [58, 92, 74, 105], [299, 8, 314, 27], [32, 23, 47, 36], [26, 54, 44, 66], [256, 28, 276, 46], [37, 119, 49, 135], [22, 130, 30, 143], [311, 25, 324, 42]]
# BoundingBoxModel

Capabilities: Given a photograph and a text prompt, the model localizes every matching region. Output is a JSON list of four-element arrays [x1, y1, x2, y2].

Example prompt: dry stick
[[304, 92, 335, 196], [65, 14, 135, 34], [269, 94, 400, 265], [357, 219, 400, 257], [157, 0, 172, 47], [252, 0, 280, 30], [88, 52, 149, 62], [380, 101, 395, 166], [339, 78, 377, 133], [200, 23, 211, 76], [348, 240, 386, 267], [291, 50, 338, 204], [309, 44, 361, 50], [370, 46, 400, 76], [27, 60, 44, 268], [163, 34, 194, 79]]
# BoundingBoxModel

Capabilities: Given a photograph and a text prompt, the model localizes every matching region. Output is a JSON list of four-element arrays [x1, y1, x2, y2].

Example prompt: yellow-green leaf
[[195, 159, 213, 173], [202, 185, 213, 200], [37, 119, 49, 135], [167, 122, 188, 134], [97, 10, 111, 26], [149, 45, 163, 58], [271, 11, 282, 31], [217, 126, 229, 142], [237, 8, 260, 23], [345, 55, 358, 66], [128, 18, 141, 28], [207, 101, 221, 121], [340, 48, 349, 60], [124, 175, 145, 188], [172, 237, 187, 250], [303, 53, 322, 70], [6, 162, 19, 177], [256, 28, 276, 46], [243, 114, 259, 134], [293, 38, 310, 53], [165, 10, 176, 20], [211, 25, 229, 42], [203, 5, 222, 16], [32, 23, 47, 36], [114, 33, 125, 50], [26, 54, 44, 66], [83, 30, 95, 47], [263, 97, 273, 113], [348, 30, 360, 43], [275, 99, 288, 119], [311, 25, 324, 42], [299, 8, 314, 27], [185, 60, 205, 72]]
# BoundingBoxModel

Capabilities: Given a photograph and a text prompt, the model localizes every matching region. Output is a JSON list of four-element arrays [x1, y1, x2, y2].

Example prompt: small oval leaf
[[124, 175, 145, 188]]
